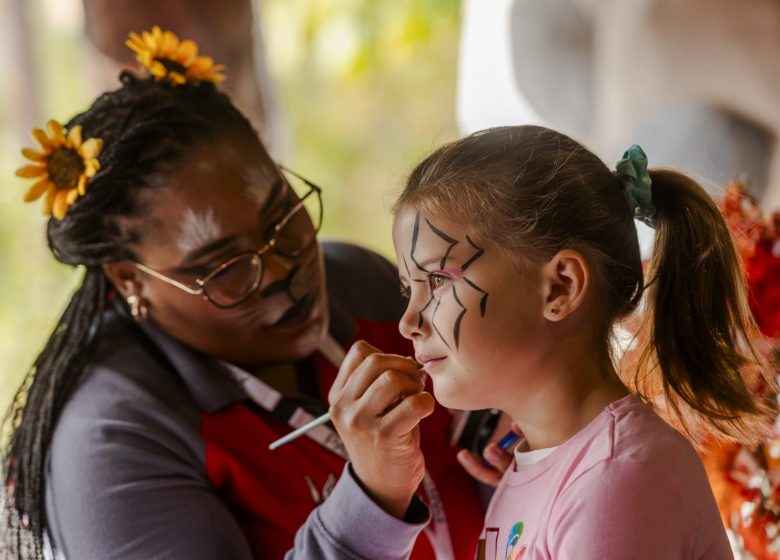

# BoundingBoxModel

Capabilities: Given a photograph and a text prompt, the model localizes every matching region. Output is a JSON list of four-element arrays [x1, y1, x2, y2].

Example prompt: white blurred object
[[456, 0, 541, 134], [456, 0, 780, 257]]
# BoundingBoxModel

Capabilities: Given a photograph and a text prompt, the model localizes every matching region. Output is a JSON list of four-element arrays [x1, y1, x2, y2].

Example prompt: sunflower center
[[47, 147, 85, 190], [155, 57, 187, 76]]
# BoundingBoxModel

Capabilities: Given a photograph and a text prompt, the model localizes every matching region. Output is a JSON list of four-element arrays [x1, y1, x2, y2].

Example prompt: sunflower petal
[[23, 178, 52, 202], [67, 125, 82, 148], [22, 148, 47, 162], [139, 51, 153, 67], [53, 190, 69, 220], [188, 56, 213, 72], [78, 138, 102, 159], [66, 188, 79, 204], [78, 174, 88, 195], [42, 187, 57, 215], [31, 128, 52, 150], [47, 120, 66, 145], [15, 165, 47, 178], [151, 26, 163, 47], [161, 31, 179, 56], [176, 39, 198, 64], [142, 31, 157, 52], [150, 61, 167, 78], [126, 32, 146, 53], [171, 72, 187, 85], [84, 159, 100, 178]]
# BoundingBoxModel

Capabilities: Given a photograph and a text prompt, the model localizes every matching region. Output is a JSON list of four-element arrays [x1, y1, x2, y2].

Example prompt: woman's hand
[[456, 420, 521, 486], [328, 341, 435, 519]]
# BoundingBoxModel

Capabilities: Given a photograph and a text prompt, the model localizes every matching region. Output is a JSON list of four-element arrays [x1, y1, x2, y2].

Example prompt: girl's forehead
[[393, 208, 483, 262]]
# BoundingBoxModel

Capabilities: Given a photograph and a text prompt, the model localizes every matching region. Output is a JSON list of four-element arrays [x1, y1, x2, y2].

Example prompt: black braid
[[1, 71, 263, 559]]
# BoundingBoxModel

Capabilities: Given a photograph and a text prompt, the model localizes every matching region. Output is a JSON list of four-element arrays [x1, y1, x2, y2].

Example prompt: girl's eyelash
[[427, 271, 451, 290]]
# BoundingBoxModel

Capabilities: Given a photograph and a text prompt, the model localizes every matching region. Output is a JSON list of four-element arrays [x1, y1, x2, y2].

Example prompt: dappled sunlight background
[[0, 0, 462, 415]]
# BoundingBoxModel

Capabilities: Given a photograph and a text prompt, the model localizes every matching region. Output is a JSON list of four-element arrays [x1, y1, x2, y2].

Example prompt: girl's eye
[[399, 284, 411, 299], [427, 272, 449, 291]]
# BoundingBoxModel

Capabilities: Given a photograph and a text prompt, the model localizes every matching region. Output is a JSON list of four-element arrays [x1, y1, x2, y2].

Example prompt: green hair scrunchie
[[615, 144, 656, 228]]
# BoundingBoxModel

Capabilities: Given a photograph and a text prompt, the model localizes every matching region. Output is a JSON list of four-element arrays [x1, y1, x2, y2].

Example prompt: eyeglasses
[[134, 166, 323, 308]]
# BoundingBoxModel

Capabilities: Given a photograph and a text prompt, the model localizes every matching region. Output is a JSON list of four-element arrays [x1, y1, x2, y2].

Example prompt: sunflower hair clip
[[16, 120, 102, 220], [126, 26, 225, 86]]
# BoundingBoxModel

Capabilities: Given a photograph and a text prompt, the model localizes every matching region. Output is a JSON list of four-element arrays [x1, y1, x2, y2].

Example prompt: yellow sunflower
[[126, 26, 226, 86], [15, 120, 102, 220]]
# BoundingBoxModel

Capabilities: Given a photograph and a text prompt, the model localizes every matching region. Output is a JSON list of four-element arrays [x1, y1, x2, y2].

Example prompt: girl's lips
[[416, 355, 446, 370]]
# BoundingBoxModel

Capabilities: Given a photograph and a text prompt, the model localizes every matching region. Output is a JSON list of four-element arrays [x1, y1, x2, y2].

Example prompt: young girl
[[326, 125, 774, 559]]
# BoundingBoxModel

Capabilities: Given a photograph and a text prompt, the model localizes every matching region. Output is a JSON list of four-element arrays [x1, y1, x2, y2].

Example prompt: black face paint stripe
[[461, 235, 485, 272], [410, 214, 428, 272], [424, 218, 459, 269], [463, 276, 488, 316], [260, 264, 299, 298], [451, 285, 466, 348], [418, 295, 433, 328], [430, 297, 451, 348]]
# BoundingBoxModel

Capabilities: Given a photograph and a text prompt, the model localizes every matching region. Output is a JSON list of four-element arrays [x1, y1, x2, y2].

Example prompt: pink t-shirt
[[477, 395, 731, 560]]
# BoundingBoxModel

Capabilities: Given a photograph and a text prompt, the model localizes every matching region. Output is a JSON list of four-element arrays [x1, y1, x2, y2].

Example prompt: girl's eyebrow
[[415, 256, 454, 270]]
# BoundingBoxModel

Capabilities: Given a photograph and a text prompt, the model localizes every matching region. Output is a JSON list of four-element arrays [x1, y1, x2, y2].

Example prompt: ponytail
[[632, 170, 775, 444], [2, 268, 107, 556]]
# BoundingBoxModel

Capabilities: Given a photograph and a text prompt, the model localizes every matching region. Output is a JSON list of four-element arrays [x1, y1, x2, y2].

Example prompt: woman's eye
[[399, 284, 411, 299]]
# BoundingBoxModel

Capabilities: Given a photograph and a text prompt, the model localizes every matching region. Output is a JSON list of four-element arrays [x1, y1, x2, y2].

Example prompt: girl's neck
[[508, 354, 629, 451]]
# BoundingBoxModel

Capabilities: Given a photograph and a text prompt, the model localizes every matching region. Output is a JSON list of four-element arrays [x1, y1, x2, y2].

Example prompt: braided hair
[[1, 71, 263, 559]]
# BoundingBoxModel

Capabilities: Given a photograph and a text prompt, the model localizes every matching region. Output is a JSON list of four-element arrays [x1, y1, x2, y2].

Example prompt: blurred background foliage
[[0, 0, 462, 412]]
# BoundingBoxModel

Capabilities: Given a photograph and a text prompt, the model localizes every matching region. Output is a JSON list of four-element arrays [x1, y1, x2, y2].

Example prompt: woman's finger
[[356, 368, 426, 418], [482, 442, 514, 473], [328, 340, 379, 404], [378, 391, 436, 438], [456, 449, 503, 486], [342, 353, 419, 401]]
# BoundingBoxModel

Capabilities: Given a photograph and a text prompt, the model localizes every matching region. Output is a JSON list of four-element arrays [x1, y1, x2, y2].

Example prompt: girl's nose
[[398, 299, 427, 340]]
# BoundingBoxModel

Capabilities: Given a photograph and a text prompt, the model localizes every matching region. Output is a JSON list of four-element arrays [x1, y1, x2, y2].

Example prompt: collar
[[113, 293, 357, 414]]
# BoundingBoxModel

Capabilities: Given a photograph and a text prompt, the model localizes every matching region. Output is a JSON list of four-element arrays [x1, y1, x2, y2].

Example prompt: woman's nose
[[259, 252, 296, 298]]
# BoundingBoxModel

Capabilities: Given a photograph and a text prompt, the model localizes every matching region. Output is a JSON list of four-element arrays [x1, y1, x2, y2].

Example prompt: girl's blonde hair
[[395, 125, 774, 445]]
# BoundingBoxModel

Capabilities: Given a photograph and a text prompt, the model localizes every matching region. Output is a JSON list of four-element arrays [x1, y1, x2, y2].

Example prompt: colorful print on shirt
[[476, 522, 526, 560]]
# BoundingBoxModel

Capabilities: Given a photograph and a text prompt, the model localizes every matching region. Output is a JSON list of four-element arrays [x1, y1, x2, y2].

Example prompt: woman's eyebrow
[[177, 236, 238, 268], [257, 178, 286, 220]]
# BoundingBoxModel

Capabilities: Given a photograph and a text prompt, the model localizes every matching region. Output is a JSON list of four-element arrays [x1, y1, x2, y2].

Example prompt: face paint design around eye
[[406, 213, 490, 349], [177, 207, 222, 254]]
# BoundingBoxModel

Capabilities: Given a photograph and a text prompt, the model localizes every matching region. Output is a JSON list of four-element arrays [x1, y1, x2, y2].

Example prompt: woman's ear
[[540, 249, 589, 321], [102, 262, 143, 299]]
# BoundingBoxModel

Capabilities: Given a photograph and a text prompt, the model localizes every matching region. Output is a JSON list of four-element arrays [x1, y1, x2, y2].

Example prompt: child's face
[[393, 208, 550, 412]]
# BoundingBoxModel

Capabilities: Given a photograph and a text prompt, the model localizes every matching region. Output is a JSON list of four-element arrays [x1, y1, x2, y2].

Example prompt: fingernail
[[457, 450, 475, 464]]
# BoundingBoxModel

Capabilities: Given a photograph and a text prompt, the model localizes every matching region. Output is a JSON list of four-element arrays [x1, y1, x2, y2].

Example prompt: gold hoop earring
[[127, 294, 149, 323]]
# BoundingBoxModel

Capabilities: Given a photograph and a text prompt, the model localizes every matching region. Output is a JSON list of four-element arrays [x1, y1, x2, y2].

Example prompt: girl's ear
[[102, 262, 144, 300], [540, 249, 589, 321]]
